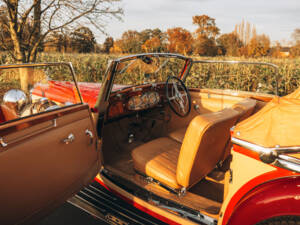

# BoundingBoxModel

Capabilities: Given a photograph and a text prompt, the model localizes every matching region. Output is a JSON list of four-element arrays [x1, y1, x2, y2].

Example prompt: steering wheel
[[166, 76, 191, 117]]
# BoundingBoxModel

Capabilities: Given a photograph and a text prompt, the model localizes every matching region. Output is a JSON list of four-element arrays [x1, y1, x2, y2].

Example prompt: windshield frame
[[0, 62, 83, 103], [108, 53, 192, 93], [185, 60, 280, 96]]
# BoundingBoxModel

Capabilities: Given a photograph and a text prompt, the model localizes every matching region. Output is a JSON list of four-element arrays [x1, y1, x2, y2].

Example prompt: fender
[[227, 176, 300, 225]]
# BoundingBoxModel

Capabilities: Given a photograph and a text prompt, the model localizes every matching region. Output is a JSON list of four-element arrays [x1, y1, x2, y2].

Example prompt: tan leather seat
[[132, 108, 241, 190], [132, 137, 181, 189], [168, 126, 187, 143], [168, 98, 257, 144], [231, 98, 257, 123]]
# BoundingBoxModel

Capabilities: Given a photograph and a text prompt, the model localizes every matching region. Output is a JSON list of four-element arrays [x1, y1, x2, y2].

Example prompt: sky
[[99, 0, 300, 45]]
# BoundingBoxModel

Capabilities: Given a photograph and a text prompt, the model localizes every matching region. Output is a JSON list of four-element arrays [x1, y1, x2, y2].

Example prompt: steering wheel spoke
[[166, 76, 191, 117]]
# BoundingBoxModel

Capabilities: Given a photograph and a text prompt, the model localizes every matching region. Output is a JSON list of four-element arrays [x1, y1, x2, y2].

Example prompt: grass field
[[0, 52, 300, 97]]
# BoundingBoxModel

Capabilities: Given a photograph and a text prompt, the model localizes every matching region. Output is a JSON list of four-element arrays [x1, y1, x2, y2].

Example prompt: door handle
[[63, 133, 75, 144], [85, 129, 93, 145]]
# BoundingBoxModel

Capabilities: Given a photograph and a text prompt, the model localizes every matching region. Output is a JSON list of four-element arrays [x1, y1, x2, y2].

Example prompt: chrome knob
[[63, 133, 75, 144]]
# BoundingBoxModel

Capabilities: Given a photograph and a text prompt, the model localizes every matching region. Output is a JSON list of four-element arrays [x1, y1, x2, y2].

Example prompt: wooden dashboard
[[107, 83, 167, 119]]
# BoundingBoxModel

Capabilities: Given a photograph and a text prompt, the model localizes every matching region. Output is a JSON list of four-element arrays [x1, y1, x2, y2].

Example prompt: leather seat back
[[232, 98, 257, 123], [176, 108, 240, 188], [219, 98, 257, 161]]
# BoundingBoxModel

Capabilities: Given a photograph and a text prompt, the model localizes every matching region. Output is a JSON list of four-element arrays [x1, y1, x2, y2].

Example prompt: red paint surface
[[227, 176, 300, 225], [94, 177, 181, 225], [32, 81, 129, 108], [0, 107, 5, 123], [222, 144, 298, 225]]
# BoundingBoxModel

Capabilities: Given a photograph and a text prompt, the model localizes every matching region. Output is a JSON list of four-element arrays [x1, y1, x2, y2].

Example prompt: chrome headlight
[[3, 89, 28, 114]]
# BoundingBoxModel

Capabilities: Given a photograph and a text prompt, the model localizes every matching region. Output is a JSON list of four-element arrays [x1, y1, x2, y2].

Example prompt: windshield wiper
[[155, 58, 169, 74], [119, 59, 137, 74]]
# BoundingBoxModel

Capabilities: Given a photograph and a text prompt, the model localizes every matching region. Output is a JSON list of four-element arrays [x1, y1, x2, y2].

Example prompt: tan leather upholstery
[[132, 107, 242, 190], [168, 98, 257, 144], [168, 126, 187, 143], [219, 98, 257, 159], [176, 108, 240, 188], [132, 137, 181, 189], [232, 98, 257, 123], [0, 104, 18, 122]]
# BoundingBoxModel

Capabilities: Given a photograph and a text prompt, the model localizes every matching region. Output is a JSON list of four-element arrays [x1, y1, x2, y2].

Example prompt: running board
[[68, 181, 167, 225], [101, 169, 218, 225]]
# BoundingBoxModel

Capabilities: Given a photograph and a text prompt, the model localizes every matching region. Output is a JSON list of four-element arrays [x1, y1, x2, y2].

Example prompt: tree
[[44, 31, 70, 53], [119, 30, 142, 53], [192, 15, 220, 39], [290, 42, 300, 57], [142, 36, 164, 53], [247, 34, 270, 57], [166, 27, 193, 55], [217, 33, 243, 56], [269, 41, 283, 58], [290, 28, 300, 57], [193, 35, 218, 56], [70, 26, 96, 53], [140, 28, 166, 53], [103, 37, 114, 54], [110, 39, 123, 54], [1, 0, 122, 63], [291, 28, 300, 43]]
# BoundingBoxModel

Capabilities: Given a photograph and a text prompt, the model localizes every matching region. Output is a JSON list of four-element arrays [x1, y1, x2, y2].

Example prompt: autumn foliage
[[109, 15, 300, 58], [1, 8, 298, 58]]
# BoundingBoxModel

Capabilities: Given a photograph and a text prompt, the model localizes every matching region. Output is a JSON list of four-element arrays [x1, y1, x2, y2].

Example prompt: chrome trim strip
[[231, 137, 275, 155], [274, 159, 300, 173], [278, 154, 300, 165], [232, 137, 300, 155], [232, 137, 300, 173]]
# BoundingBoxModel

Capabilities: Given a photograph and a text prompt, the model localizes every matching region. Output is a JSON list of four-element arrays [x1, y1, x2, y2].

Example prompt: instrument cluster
[[127, 91, 160, 111]]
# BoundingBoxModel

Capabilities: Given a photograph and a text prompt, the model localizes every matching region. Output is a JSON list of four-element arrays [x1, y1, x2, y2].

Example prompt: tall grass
[[0, 52, 299, 96]]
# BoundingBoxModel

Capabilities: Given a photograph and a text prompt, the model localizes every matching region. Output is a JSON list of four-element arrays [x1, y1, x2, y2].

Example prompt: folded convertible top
[[233, 89, 300, 148]]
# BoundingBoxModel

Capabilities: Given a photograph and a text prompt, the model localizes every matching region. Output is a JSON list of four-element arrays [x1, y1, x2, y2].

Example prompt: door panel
[[0, 104, 100, 225]]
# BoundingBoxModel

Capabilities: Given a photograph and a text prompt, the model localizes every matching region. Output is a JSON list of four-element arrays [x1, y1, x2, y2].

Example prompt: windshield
[[186, 60, 279, 95], [112, 55, 187, 91], [0, 63, 81, 124]]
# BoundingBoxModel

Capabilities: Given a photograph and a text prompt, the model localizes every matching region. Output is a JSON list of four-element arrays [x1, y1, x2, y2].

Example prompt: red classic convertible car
[[0, 53, 299, 225]]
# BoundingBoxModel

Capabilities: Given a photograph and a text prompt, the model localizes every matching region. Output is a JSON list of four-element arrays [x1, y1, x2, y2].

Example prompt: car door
[[0, 63, 101, 225]]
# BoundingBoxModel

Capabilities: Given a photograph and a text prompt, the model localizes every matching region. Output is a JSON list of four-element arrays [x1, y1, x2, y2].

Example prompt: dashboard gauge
[[141, 94, 149, 105], [147, 92, 160, 106], [127, 91, 160, 111], [128, 95, 142, 110]]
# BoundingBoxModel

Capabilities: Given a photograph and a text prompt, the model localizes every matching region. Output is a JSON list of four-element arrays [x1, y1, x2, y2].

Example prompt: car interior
[[0, 57, 275, 224], [100, 84, 268, 218]]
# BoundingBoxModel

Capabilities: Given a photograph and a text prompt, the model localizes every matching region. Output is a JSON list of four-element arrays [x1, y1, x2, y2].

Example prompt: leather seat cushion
[[131, 137, 182, 189], [168, 126, 187, 143]]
